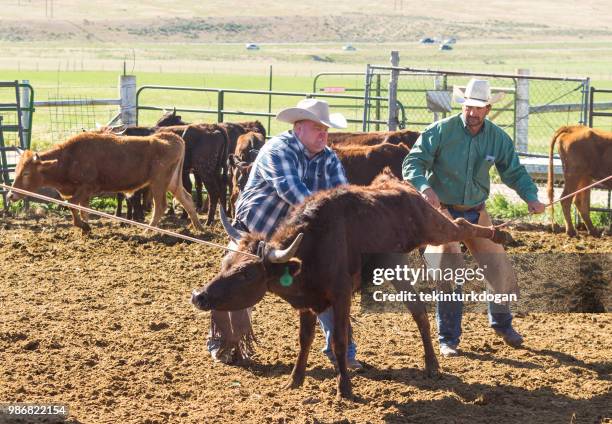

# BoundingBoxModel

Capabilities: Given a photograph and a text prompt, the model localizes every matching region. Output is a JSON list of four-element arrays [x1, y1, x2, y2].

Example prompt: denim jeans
[[317, 307, 357, 360], [436, 285, 513, 347]]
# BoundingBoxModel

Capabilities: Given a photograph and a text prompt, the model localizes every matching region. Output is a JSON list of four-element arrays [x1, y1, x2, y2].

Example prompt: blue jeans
[[436, 205, 514, 347], [317, 308, 357, 361], [436, 285, 513, 347]]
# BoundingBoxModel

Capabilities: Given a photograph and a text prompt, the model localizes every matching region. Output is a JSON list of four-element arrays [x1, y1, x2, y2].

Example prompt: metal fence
[[365, 64, 591, 154], [136, 85, 389, 135], [0, 81, 34, 149], [588, 87, 612, 221]]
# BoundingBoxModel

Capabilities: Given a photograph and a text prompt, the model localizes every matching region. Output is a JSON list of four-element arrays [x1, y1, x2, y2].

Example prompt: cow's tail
[[548, 126, 570, 226]]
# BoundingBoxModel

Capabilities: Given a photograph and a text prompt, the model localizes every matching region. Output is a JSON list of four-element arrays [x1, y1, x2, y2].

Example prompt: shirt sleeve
[[402, 126, 439, 193], [257, 147, 312, 205], [495, 136, 539, 203], [326, 153, 348, 187]]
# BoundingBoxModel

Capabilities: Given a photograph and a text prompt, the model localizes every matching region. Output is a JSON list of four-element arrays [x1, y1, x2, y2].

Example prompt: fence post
[[375, 74, 381, 131], [433, 75, 444, 122], [119, 75, 137, 127], [581, 77, 590, 126], [217, 90, 224, 123], [387, 51, 400, 131], [362, 65, 372, 131], [20, 80, 31, 149], [515, 68, 529, 152]]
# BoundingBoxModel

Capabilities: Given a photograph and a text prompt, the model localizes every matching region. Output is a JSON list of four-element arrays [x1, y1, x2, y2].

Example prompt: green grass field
[[1, 37, 612, 151]]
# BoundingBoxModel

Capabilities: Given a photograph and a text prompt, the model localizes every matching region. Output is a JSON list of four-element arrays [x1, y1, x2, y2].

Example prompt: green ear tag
[[280, 266, 293, 287]]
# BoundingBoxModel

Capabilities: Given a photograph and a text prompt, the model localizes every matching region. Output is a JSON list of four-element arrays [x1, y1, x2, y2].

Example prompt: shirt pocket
[[477, 155, 495, 179]]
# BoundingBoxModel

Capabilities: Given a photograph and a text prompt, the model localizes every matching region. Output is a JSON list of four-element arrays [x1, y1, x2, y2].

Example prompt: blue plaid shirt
[[234, 130, 347, 237]]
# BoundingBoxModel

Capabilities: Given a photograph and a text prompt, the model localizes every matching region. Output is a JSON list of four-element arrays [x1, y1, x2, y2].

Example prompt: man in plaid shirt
[[208, 99, 362, 369]]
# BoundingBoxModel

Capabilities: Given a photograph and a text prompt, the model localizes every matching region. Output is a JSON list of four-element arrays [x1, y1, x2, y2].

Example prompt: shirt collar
[[459, 113, 487, 136], [289, 130, 325, 160]]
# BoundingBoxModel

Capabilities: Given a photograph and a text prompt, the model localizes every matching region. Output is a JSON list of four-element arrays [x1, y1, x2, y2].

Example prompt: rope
[[495, 174, 612, 228], [0, 183, 260, 259]]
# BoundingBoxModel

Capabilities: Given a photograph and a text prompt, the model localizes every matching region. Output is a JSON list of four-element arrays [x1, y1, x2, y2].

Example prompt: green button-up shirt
[[402, 113, 538, 207]]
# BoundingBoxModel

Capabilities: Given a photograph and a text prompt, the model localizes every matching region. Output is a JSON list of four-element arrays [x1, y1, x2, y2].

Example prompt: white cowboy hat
[[453, 78, 505, 107], [276, 98, 347, 129]]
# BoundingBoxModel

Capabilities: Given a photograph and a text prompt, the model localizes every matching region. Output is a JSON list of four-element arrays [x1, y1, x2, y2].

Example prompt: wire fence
[[31, 86, 119, 148], [365, 66, 590, 155]]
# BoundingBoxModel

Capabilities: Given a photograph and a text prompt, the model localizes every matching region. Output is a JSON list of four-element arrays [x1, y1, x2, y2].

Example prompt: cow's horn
[[265, 233, 304, 263], [219, 205, 246, 241]]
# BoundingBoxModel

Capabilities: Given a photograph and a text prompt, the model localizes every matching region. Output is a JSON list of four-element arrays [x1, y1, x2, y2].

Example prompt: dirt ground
[[0, 212, 610, 424]]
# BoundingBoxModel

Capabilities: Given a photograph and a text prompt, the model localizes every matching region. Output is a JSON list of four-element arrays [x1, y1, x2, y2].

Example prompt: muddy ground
[[0, 212, 610, 423]]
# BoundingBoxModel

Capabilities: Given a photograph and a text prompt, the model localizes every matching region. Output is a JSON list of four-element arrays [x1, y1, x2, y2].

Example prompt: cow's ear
[[287, 258, 302, 277], [38, 159, 59, 172], [228, 154, 239, 166]]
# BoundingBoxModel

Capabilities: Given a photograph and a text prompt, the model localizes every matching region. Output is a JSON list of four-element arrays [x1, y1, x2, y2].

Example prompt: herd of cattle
[[8, 109, 420, 233], [7, 109, 612, 237], [5, 110, 610, 399]]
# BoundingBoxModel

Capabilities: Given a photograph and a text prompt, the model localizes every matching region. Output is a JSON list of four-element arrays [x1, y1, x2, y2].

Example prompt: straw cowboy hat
[[453, 78, 505, 107], [276, 98, 347, 129]]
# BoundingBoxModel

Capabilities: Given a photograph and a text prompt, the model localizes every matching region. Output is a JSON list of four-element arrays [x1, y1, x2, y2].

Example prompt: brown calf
[[328, 129, 420, 147], [9, 132, 203, 233], [548, 125, 612, 237], [333, 142, 411, 185]]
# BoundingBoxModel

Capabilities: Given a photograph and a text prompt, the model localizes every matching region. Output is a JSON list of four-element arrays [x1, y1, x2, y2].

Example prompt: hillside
[[1, 0, 611, 43]]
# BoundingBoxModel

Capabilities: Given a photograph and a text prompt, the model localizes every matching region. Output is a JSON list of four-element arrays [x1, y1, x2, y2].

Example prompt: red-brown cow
[[327, 129, 420, 147], [112, 110, 187, 221], [191, 171, 512, 399], [8, 132, 203, 233], [226, 131, 266, 216], [547, 125, 612, 237], [234, 131, 265, 163], [111, 123, 230, 225], [227, 156, 253, 215], [333, 142, 410, 185], [207, 121, 266, 213]]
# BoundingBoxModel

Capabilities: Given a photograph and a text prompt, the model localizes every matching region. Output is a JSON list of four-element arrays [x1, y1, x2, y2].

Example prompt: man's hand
[[422, 188, 441, 209], [527, 200, 546, 214]]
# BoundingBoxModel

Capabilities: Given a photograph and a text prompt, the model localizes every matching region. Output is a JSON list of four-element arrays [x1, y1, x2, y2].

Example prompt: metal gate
[[588, 87, 612, 224], [364, 64, 590, 155], [0, 80, 34, 210]]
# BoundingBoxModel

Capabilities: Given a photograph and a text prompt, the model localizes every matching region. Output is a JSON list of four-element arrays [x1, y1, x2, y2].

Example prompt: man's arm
[[258, 147, 311, 205], [496, 137, 545, 213], [402, 130, 438, 192], [402, 128, 441, 207]]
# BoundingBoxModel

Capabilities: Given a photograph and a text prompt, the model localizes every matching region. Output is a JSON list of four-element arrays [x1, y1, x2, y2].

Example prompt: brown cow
[[8, 132, 203, 234], [548, 125, 612, 237], [111, 123, 230, 225], [191, 171, 512, 399], [226, 131, 266, 216], [227, 156, 253, 215], [327, 129, 420, 147], [204, 121, 266, 213], [112, 109, 187, 221], [235, 131, 265, 163], [333, 142, 410, 185]]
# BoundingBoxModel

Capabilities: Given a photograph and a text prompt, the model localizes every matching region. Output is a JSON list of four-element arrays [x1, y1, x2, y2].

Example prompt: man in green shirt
[[403, 78, 545, 357]]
